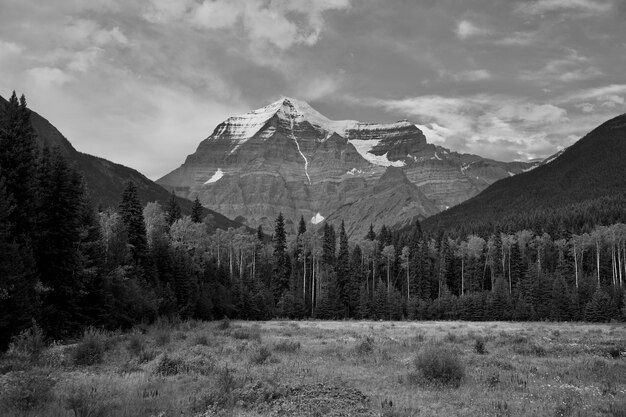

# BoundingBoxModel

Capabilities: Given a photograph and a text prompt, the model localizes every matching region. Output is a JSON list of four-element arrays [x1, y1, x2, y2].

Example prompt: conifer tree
[[336, 220, 350, 314], [0, 173, 38, 349], [257, 225, 264, 241], [35, 149, 89, 336], [272, 213, 290, 301], [322, 223, 336, 266], [365, 223, 376, 241], [119, 181, 148, 265], [0, 92, 38, 238], [165, 192, 182, 226], [191, 196, 203, 223], [298, 215, 307, 235]]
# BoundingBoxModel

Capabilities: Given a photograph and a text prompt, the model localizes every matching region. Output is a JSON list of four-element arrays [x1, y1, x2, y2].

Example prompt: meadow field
[[1, 320, 625, 417]]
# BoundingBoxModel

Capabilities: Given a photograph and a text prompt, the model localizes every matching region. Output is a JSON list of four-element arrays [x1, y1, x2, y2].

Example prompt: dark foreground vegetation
[[1, 92, 626, 350]]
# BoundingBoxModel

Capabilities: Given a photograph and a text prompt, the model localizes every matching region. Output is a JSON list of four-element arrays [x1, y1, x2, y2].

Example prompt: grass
[[0, 320, 625, 416]]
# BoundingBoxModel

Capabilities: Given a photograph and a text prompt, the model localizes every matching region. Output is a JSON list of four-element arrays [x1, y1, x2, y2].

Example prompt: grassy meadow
[[0, 320, 625, 416]]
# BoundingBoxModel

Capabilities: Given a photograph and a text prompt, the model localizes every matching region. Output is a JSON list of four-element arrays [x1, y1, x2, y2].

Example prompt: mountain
[[0, 94, 244, 231], [423, 112, 626, 232], [158, 97, 537, 237]]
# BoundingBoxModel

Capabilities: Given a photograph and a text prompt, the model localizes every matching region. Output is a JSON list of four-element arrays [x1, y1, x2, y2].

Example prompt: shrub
[[444, 332, 460, 343], [154, 331, 171, 347], [8, 320, 46, 359], [217, 317, 231, 331], [249, 345, 272, 365], [232, 328, 261, 342], [0, 370, 55, 412], [194, 334, 210, 346], [413, 345, 465, 388], [127, 333, 144, 356], [73, 327, 106, 366], [474, 338, 487, 354], [138, 349, 157, 364], [273, 340, 301, 353], [355, 336, 375, 355], [154, 354, 188, 376], [62, 381, 119, 417]]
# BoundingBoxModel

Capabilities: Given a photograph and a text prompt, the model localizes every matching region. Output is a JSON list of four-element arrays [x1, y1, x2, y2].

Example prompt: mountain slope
[[158, 97, 536, 235], [0, 95, 244, 230], [423, 112, 626, 231]]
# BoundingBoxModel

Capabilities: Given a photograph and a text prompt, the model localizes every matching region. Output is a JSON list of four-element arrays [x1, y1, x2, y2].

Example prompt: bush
[[154, 331, 171, 347], [194, 334, 210, 346], [413, 345, 465, 388], [73, 328, 106, 366], [127, 333, 144, 356], [217, 317, 231, 331], [474, 338, 487, 355], [232, 328, 261, 342], [138, 349, 157, 364], [355, 336, 375, 355], [0, 370, 55, 412], [273, 340, 301, 353], [249, 345, 272, 365], [154, 354, 188, 376], [8, 320, 46, 359]]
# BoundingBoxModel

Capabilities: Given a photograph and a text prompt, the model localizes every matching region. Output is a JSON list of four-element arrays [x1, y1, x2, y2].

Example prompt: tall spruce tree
[[36, 148, 88, 336], [0, 92, 38, 238], [191, 197, 203, 223], [336, 220, 350, 314], [322, 223, 336, 266], [272, 213, 290, 301], [0, 173, 38, 349], [165, 192, 182, 226], [119, 181, 148, 265], [365, 223, 376, 241]]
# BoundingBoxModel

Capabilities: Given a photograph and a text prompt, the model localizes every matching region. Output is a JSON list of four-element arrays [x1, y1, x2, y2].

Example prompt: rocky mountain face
[[0, 95, 245, 231], [158, 98, 537, 237]]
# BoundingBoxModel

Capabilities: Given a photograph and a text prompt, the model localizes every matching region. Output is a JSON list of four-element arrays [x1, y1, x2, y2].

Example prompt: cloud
[[521, 51, 603, 83], [27, 67, 73, 86], [456, 20, 490, 39], [147, 0, 350, 50], [348, 94, 571, 161], [0, 40, 23, 57], [517, 0, 613, 15], [452, 69, 492, 82], [558, 84, 626, 103]]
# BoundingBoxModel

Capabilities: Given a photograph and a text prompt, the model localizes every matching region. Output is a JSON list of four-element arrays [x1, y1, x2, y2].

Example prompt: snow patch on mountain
[[311, 213, 325, 224], [348, 139, 406, 167], [204, 168, 224, 184]]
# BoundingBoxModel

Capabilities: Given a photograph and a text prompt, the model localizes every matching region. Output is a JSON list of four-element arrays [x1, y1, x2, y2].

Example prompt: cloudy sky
[[1, 0, 625, 179]]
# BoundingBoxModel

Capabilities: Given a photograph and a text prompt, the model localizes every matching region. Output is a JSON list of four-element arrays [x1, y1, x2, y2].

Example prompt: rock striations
[[158, 97, 537, 237]]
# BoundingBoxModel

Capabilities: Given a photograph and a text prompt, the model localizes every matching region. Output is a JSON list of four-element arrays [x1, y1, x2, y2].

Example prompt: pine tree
[[0, 92, 38, 238], [165, 192, 182, 226], [257, 225, 264, 241], [298, 215, 307, 235], [365, 223, 376, 241], [322, 223, 336, 266], [0, 173, 38, 349], [272, 213, 290, 301], [335, 220, 350, 315], [119, 181, 149, 265], [35, 149, 89, 336], [191, 197, 203, 223]]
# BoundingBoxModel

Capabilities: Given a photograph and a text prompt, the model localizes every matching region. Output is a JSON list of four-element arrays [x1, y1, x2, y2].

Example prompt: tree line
[[1, 93, 624, 349]]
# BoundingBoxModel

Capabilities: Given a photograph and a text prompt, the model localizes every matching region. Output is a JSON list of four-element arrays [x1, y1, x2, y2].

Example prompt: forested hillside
[[424, 113, 626, 232]]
